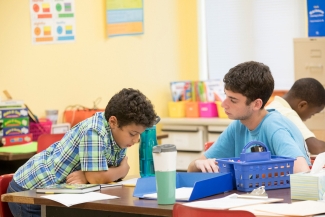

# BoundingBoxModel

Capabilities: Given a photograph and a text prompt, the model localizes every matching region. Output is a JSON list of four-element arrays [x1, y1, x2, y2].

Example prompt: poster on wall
[[307, 0, 325, 37], [30, 0, 76, 44], [106, 0, 143, 37]]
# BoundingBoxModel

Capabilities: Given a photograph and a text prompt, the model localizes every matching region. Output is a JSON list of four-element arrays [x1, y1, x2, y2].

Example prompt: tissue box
[[290, 170, 325, 200]]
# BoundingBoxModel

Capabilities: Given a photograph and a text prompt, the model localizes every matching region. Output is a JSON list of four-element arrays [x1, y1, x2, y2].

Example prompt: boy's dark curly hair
[[224, 61, 274, 109], [105, 88, 157, 128]]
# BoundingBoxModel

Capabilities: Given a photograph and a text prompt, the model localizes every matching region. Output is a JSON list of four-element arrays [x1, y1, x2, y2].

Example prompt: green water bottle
[[139, 117, 160, 177]]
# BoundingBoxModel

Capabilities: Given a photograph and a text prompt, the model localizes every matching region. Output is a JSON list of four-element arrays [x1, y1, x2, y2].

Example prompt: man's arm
[[306, 137, 325, 154], [294, 156, 310, 173], [187, 155, 219, 173], [84, 156, 130, 184]]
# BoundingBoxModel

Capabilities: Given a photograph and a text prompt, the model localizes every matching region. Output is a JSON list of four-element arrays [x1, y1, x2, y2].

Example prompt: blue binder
[[133, 172, 233, 201]]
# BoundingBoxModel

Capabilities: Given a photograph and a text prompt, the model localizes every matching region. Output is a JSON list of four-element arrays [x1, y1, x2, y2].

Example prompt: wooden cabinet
[[294, 38, 325, 130], [160, 118, 232, 170]]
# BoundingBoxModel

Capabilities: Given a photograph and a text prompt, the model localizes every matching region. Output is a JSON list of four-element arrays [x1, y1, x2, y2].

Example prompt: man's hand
[[66, 170, 88, 184], [194, 158, 219, 173]]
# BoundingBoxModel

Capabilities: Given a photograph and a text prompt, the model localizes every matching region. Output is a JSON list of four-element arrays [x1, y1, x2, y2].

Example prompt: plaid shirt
[[14, 112, 126, 189]]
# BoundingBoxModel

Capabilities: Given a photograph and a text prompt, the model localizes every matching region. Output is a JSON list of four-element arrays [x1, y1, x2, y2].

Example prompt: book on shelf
[[36, 183, 100, 194]]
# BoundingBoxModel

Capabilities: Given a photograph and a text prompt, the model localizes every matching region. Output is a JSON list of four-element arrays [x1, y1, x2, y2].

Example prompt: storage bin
[[29, 119, 52, 141], [168, 102, 185, 118], [216, 101, 227, 118], [199, 102, 217, 117], [217, 141, 295, 192], [185, 102, 199, 118]]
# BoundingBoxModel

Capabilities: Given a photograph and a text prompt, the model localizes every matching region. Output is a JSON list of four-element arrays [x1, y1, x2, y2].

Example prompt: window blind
[[204, 0, 306, 89]]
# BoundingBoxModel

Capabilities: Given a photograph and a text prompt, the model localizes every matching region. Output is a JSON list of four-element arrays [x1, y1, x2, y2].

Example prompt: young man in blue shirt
[[188, 61, 310, 174], [7, 88, 157, 217]]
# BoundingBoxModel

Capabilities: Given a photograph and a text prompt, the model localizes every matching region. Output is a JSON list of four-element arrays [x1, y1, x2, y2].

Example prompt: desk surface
[[0, 142, 37, 161], [2, 187, 292, 217]]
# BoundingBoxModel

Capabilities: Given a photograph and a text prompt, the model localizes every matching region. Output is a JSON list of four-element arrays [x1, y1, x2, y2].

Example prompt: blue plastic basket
[[216, 141, 295, 192]]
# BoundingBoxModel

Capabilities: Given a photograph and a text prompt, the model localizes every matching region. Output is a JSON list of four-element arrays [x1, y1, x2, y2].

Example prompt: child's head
[[223, 61, 274, 109], [105, 88, 157, 148], [286, 78, 325, 121]]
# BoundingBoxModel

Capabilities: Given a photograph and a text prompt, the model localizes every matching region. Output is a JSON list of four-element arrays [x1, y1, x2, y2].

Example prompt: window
[[199, 0, 306, 89]]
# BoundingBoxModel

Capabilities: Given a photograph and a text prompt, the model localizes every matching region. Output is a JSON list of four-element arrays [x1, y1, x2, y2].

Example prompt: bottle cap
[[153, 144, 176, 153]]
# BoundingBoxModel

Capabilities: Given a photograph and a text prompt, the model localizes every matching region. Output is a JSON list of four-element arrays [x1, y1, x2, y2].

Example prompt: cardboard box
[[0, 108, 28, 119], [1, 126, 29, 137], [1, 133, 33, 146], [1, 117, 29, 127], [133, 172, 233, 201], [290, 170, 325, 200]]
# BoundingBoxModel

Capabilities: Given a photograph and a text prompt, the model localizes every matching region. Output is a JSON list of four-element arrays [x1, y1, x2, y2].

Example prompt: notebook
[[36, 183, 100, 194]]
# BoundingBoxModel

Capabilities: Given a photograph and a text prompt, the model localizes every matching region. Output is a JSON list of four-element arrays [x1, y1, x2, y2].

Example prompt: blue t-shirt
[[205, 109, 311, 165]]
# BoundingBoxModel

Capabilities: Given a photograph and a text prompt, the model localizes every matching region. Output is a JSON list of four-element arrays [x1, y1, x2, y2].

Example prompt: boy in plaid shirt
[[7, 88, 157, 217]]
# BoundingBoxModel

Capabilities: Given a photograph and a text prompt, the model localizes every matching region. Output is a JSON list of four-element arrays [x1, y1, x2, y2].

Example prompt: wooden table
[[157, 134, 168, 140], [0, 142, 37, 175], [0, 142, 37, 161], [2, 187, 292, 217]]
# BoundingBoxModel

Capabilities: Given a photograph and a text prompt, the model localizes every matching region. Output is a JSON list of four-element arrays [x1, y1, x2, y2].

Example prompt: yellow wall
[[0, 1, 198, 176]]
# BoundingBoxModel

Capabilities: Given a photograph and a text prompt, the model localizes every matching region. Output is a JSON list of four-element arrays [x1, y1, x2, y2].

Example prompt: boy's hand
[[66, 170, 88, 184], [119, 156, 130, 179]]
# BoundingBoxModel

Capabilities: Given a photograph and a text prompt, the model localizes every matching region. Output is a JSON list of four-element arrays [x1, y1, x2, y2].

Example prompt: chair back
[[204, 141, 214, 151], [0, 174, 14, 217], [37, 133, 65, 153], [173, 203, 256, 217]]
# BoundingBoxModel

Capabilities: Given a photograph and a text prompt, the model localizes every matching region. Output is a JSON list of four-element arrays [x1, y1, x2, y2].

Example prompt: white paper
[[230, 204, 288, 217], [255, 200, 325, 216], [41, 192, 119, 207], [184, 193, 283, 210], [118, 178, 138, 186], [143, 187, 193, 201], [311, 152, 325, 174]]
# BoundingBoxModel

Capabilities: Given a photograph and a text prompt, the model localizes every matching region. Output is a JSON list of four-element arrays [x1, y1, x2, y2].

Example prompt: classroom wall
[[0, 0, 198, 176]]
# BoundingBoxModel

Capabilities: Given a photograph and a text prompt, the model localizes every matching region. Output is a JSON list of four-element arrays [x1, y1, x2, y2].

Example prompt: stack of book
[[36, 183, 101, 194], [0, 100, 32, 147], [169, 80, 226, 103]]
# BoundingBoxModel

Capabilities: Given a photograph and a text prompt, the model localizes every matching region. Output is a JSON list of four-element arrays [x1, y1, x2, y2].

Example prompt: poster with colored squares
[[106, 0, 144, 37], [30, 0, 76, 44]]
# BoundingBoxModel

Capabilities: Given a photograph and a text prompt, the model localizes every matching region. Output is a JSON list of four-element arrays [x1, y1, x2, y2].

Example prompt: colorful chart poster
[[30, 0, 76, 44], [106, 0, 144, 37]]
